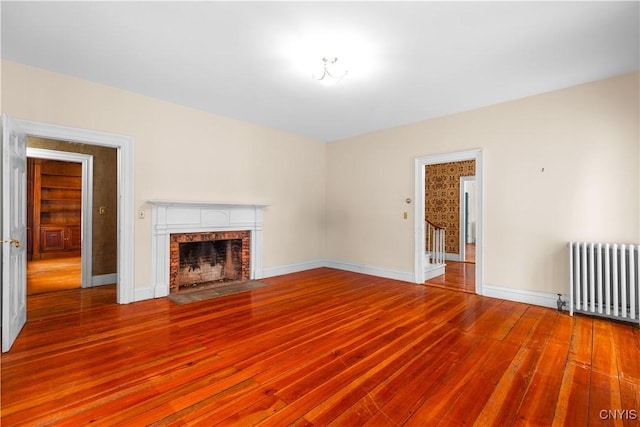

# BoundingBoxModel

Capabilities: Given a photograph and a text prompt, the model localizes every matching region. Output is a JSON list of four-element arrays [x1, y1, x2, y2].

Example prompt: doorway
[[26, 147, 94, 295], [11, 118, 135, 304], [27, 141, 119, 293], [2, 115, 137, 352], [414, 149, 483, 295]]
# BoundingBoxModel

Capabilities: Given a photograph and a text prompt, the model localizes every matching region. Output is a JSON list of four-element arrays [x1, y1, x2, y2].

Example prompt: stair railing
[[425, 220, 446, 265]]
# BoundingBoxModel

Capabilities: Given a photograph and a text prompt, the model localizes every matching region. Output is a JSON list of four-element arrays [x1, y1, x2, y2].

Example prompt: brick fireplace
[[170, 230, 250, 292], [150, 201, 266, 298]]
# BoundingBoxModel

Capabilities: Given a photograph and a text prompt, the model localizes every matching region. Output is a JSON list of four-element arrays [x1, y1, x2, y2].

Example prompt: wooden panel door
[[1, 115, 27, 352]]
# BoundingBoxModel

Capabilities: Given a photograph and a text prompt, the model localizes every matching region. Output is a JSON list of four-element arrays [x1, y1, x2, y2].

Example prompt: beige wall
[[2, 60, 327, 288], [327, 72, 639, 294], [3, 60, 638, 297]]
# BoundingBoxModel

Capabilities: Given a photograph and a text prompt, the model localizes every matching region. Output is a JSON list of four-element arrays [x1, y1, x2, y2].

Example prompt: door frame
[[414, 149, 483, 295], [459, 175, 476, 263], [13, 118, 135, 303], [27, 148, 94, 289]]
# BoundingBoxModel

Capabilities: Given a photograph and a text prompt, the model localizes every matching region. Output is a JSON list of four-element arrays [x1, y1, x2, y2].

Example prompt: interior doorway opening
[[2, 114, 136, 352], [3, 116, 135, 352], [414, 149, 483, 295], [25, 140, 119, 298], [2, 114, 135, 352], [26, 147, 95, 295], [12, 118, 135, 305]]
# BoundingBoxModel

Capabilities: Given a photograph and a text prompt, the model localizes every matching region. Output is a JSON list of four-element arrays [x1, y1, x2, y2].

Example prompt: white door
[[2, 115, 27, 352]]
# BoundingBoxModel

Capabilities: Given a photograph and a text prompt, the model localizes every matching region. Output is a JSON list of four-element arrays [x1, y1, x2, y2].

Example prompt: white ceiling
[[2, 1, 638, 142]]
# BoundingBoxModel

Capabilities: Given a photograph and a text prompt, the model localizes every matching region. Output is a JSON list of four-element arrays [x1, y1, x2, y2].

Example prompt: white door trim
[[459, 175, 476, 263], [14, 119, 135, 304], [27, 148, 93, 289], [414, 149, 483, 295]]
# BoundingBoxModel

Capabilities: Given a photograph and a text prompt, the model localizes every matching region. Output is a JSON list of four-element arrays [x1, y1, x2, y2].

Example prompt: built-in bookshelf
[[28, 159, 82, 259]]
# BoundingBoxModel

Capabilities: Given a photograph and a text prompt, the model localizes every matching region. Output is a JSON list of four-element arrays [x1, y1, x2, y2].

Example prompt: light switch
[[99, 207, 106, 215]]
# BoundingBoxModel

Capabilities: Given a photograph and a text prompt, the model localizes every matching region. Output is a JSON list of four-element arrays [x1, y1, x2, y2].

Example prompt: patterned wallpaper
[[425, 160, 476, 254]]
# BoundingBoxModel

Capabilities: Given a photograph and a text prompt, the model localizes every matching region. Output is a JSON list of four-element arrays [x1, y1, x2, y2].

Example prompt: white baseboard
[[262, 260, 326, 278], [426, 252, 463, 262], [424, 263, 446, 280], [92, 273, 117, 287], [264, 259, 415, 283], [483, 284, 565, 310], [445, 253, 461, 262], [324, 259, 414, 283], [132, 259, 416, 303], [129, 261, 566, 311], [134, 286, 154, 302]]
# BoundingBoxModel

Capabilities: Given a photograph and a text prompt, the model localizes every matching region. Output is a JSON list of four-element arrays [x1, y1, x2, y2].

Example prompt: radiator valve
[[557, 294, 567, 313]]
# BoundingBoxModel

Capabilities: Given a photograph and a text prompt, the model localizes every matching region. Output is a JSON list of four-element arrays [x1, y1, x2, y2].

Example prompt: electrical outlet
[[138, 209, 145, 219]]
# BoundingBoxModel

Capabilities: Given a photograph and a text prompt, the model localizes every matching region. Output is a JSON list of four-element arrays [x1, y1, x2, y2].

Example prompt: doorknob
[[1, 239, 21, 249]]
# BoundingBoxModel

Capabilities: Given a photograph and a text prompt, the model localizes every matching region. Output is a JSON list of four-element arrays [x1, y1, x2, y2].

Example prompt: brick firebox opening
[[169, 231, 250, 293]]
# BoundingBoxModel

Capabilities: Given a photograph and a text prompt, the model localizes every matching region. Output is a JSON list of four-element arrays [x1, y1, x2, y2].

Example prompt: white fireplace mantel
[[149, 201, 267, 298]]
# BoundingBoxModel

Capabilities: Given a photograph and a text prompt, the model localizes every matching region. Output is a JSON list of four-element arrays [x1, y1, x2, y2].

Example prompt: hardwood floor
[[425, 261, 475, 294], [2, 268, 639, 425], [27, 256, 81, 295], [465, 243, 476, 263]]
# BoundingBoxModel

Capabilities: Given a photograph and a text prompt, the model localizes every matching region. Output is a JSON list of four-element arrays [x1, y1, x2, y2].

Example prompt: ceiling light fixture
[[312, 57, 348, 85]]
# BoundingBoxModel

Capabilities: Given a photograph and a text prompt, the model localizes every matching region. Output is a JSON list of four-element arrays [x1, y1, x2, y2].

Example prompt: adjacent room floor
[[27, 256, 81, 295]]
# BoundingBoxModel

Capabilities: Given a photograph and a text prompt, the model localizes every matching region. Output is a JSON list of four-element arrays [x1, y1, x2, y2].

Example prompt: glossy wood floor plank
[[513, 341, 571, 426], [425, 261, 475, 293], [553, 362, 591, 427], [27, 256, 82, 295], [1, 267, 639, 425], [473, 345, 541, 426]]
